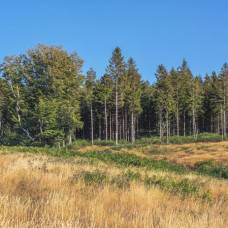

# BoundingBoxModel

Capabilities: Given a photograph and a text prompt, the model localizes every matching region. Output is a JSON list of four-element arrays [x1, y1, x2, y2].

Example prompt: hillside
[[0, 142, 227, 227]]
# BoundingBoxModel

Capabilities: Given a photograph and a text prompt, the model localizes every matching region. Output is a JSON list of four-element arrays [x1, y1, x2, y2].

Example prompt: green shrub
[[195, 161, 228, 179], [79, 170, 108, 185], [124, 170, 141, 181], [75, 151, 187, 174], [144, 176, 200, 196]]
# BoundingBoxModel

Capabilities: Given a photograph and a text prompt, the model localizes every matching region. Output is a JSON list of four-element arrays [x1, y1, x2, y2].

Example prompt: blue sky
[[1, 0, 228, 82]]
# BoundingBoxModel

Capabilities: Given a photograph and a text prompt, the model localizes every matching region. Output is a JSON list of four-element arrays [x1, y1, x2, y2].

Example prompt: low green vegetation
[[71, 169, 211, 200], [1, 144, 227, 180], [74, 150, 188, 174], [195, 161, 228, 179], [135, 133, 223, 145]]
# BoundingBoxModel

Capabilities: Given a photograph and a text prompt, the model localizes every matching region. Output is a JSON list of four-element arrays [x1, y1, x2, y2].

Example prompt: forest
[[0, 44, 228, 146]]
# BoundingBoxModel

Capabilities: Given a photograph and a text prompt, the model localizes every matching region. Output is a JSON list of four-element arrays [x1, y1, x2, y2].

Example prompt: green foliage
[[144, 176, 200, 196], [79, 170, 108, 186], [39, 129, 64, 146], [0, 45, 228, 146], [135, 133, 222, 145], [195, 161, 228, 179], [0, 45, 83, 145], [124, 170, 141, 181], [74, 150, 187, 174]]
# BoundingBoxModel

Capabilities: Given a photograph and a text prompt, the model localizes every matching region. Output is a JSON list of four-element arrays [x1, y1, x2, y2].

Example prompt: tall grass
[[1, 144, 227, 179], [0, 152, 226, 227]]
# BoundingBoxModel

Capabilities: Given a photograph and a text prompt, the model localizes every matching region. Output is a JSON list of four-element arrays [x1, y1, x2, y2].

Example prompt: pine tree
[[190, 76, 203, 139], [85, 68, 96, 144], [125, 58, 142, 143], [106, 47, 126, 145], [99, 74, 113, 141], [155, 65, 174, 143], [177, 60, 192, 136], [218, 63, 228, 139]]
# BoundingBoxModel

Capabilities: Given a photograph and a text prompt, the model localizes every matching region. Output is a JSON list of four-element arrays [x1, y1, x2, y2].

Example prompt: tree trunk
[[91, 103, 94, 145], [183, 112, 186, 137], [224, 108, 226, 139], [99, 118, 101, 140], [176, 105, 179, 137], [104, 97, 108, 141], [125, 109, 128, 140], [159, 109, 162, 143], [166, 110, 169, 144], [131, 111, 135, 144], [210, 115, 213, 133], [192, 107, 196, 139], [223, 89, 227, 138], [68, 133, 72, 145], [221, 105, 224, 140], [217, 114, 220, 134], [115, 80, 118, 145]]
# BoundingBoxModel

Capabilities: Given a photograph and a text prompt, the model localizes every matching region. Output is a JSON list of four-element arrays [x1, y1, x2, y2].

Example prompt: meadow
[[0, 137, 227, 227]]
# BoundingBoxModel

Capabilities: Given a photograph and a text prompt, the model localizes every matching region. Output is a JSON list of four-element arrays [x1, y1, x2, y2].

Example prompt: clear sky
[[1, 0, 228, 82]]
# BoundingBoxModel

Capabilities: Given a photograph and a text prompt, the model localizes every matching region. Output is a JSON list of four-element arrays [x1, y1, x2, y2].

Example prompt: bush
[[195, 161, 228, 179], [124, 170, 141, 181], [144, 176, 200, 196], [80, 170, 108, 185], [75, 150, 188, 174], [39, 130, 64, 146]]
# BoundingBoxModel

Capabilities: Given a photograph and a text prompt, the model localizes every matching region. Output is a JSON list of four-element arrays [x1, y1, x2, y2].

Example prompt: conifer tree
[[106, 47, 126, 145], [85, 68, 96, 145], [125, 58, 142, 143]]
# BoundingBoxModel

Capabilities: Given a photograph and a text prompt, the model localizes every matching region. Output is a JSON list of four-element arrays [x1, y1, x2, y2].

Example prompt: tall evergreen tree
[[85, 68, 96, 145], [125, 58, 142, 143], [106, 47, 126, 145]]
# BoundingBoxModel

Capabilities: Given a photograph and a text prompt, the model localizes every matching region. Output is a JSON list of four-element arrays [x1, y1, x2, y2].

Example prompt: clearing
[[0, 142, 227, 227]]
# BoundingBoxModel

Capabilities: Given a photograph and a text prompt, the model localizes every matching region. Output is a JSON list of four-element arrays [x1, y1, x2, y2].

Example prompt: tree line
[[0, 44, 227, 146]]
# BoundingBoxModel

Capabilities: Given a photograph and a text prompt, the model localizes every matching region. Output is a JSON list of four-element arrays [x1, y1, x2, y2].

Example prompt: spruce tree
[[106, 47, 126, 145]]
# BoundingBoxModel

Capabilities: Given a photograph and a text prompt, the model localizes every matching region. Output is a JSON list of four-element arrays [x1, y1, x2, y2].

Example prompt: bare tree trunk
[[221, 105, 224, 140], [217, 114, 220, 134], [39, 119, 43, 134], [224, 105, 226, 139], [109, 112, 112, 140], [192, 107, 196, 139], [104, 97, 108, 141], [115, 81, 118, 145], [183, 111, 186, 137], [223, 86, 227, 138], [159, 109, 162, 143], [11, 84, 34, 141], [68, 133, 72, 145], [91, 103, 94, 145], [166, 111, 169, 144], [131, 111, 135, 144], [125, 109, 127, 140], [176, 105, 179, 137], [99, 118, 101, 140], [136, 117, 139, 139], [210, 115, 213, 133]]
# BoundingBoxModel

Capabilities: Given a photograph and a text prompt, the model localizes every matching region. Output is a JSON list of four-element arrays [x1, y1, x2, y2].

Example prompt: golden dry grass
[[117, 141, 228, 167], [78, 141, 228, 167], [0, 151, 227, 227]]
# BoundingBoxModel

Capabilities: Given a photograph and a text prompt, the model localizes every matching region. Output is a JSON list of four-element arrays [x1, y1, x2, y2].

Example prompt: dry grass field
[[122, 141, 228, 166], [0, 142, 227, 227]]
